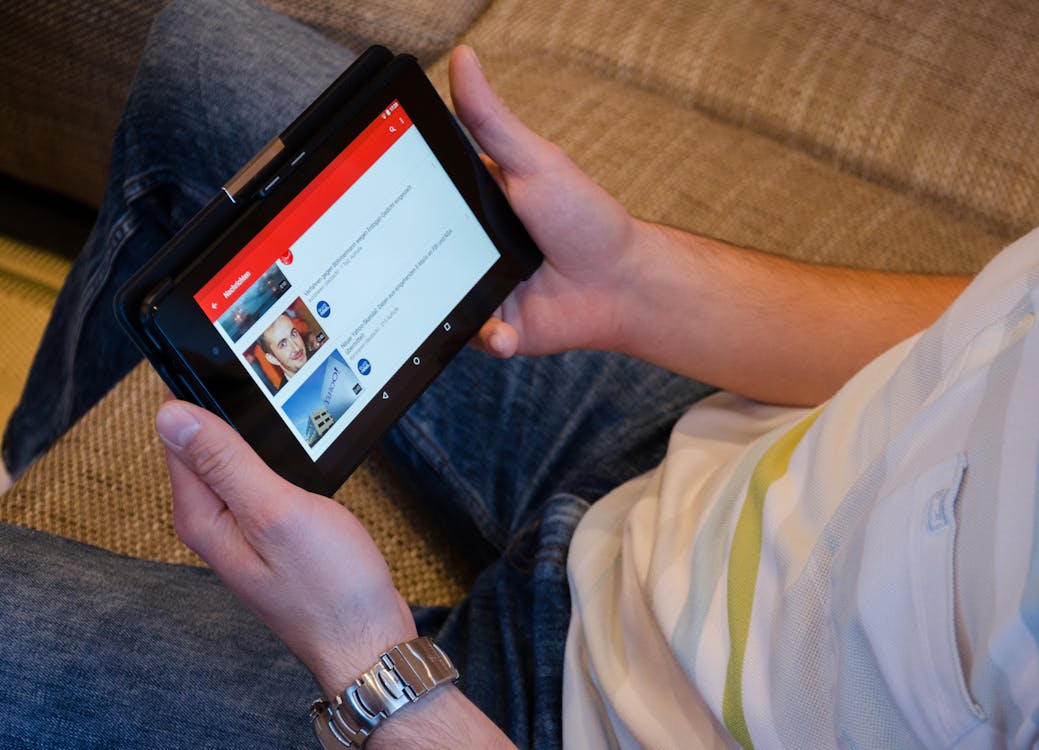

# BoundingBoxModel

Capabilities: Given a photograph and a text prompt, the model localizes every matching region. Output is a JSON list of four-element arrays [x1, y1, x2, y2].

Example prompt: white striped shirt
[[563, 228, 1039, 749]]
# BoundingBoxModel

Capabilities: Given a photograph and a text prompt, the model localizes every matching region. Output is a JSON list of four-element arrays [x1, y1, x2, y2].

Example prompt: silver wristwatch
[[308, 636, 459, 748]]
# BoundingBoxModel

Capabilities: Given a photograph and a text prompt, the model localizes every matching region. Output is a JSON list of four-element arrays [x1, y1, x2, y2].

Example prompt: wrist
[[573, 217, 664, 355], [310, 594, 418, 699], [609, 220, 708, 359], [310, 636, 517, 750]]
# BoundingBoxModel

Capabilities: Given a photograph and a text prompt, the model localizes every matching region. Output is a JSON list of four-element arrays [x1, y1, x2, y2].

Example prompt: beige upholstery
[[3, 0, 1038, 605], [3, 363, 474, 605], [462, 0, 1039, 240], [0, 0, 489, 207], [0, 237, 70, 432]]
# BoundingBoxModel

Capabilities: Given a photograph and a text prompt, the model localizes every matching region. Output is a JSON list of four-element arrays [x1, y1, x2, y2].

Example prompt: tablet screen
[[193, 101, 500, 459]]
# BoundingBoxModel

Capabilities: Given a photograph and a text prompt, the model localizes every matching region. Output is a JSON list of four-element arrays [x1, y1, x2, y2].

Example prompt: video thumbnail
[[217, 263, 291, 341], [243, 297, 328, 394], [283, 350, 363, 447]]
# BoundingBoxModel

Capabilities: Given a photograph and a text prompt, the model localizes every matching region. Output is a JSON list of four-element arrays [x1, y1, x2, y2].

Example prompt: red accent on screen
[[195, 102, 413, 321]]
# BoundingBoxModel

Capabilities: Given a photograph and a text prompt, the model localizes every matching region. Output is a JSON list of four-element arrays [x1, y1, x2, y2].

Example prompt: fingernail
[[489, 331, 506, 354], [467, 45, 483, 72], [156, 403, 201, 449]]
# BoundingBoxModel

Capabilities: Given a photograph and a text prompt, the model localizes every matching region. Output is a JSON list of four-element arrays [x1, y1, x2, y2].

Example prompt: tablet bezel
[[133, 54, 540, 495]]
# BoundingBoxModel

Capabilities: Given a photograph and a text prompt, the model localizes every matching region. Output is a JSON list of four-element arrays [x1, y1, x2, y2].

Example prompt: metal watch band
[[308, 636, 459, 749]]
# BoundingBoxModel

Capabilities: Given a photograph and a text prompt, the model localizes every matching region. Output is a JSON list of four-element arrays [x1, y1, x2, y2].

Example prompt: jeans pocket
[[855, 452, 985, 746]]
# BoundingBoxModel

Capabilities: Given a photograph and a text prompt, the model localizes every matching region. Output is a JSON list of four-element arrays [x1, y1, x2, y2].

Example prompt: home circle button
[[412, 356, 421, 366]]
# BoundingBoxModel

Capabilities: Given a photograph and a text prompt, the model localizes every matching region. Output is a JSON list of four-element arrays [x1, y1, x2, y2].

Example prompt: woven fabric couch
[[3, 0, 1038, 607]]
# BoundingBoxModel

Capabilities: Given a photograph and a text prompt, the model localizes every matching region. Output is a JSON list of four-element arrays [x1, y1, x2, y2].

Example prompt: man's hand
[[156, 399, 416, 698], [450, 45, 646, 358], [157, 399, 518, 749]]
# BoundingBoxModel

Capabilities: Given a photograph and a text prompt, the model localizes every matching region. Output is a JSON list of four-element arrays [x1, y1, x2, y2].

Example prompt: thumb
[[156, 400, 290, 516], [449, 45, 558, 177]]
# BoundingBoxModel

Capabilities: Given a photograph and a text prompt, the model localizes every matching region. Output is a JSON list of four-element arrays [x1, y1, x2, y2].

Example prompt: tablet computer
[[116, 46, 541, 496]]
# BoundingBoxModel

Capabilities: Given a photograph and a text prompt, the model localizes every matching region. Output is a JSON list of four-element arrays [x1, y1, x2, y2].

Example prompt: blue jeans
[[0, 1, 714, 747]]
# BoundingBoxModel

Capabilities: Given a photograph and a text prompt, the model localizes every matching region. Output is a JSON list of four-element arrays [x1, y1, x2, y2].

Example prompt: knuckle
[[244, 500, 306, 548], [190, 437, 240, 489]]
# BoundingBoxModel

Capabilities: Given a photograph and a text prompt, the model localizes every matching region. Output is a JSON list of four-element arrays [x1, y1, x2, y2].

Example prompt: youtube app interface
[[195, 102, 500, 459]]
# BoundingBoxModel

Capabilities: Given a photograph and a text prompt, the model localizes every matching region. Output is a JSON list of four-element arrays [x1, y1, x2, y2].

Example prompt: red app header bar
[[195, 101, 413, 321]]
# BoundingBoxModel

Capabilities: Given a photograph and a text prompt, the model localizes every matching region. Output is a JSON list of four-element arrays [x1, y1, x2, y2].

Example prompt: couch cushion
[[422, 50, 1013, 274], [0, 0, 490, 206], [0, 236, 70, 432], [1, 362, 474, 606], [265, 0, 489, 69], [447, 0, 1039, 250]]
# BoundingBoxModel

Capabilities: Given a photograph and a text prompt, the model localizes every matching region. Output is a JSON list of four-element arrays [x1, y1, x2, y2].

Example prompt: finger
[[470, 317, 519, 358], [155, 400, 298, 528], [449, 45, 558, 177], [163, 440, 254, 569], [466, 305, 502, 354], [478, 153, 507, 191]]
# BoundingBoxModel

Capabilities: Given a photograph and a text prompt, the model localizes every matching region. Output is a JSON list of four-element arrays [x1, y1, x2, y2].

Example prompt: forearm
[[613, 222, 971, 406]]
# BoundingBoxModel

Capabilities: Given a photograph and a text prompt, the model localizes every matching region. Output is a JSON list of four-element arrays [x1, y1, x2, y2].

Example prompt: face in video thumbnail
[[283, 349, 363, 447], [245, 298, 328, 394], [217, 264, 291, 342], [262, 314, 308, 378]]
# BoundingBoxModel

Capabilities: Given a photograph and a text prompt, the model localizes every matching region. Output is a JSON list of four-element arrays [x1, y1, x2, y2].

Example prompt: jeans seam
[[533, 545, 569, 567], [53, 208, 142, 435], [123, 166, 212, 207], [123, 166, 176, 202], [53, 169, 202, 440]]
